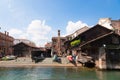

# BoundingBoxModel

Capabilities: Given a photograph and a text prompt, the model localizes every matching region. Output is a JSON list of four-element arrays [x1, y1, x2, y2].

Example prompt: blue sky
[[0, 0, 120, 46]]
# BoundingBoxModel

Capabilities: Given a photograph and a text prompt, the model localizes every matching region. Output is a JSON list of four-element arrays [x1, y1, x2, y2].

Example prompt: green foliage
[[70, 40, 80, 47]]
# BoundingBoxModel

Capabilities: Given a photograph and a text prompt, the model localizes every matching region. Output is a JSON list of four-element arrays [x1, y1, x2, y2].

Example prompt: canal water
[[0, 67, 120, 80]]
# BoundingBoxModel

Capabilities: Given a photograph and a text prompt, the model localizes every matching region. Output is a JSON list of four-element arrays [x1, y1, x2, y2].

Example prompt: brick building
[[0, 31, 14, 57], [52, 30, 66, 56]]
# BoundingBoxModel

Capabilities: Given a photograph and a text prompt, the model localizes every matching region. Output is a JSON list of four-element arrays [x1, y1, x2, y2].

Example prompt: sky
[[0, 0, 120, 47]]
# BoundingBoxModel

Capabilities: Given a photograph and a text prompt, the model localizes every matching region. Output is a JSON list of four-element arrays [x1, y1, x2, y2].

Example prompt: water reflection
[[96, 70, 120, 80], [0, 67, 120, 80]]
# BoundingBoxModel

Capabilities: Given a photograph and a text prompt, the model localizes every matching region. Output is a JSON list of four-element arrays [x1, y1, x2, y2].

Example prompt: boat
[[2, 55, 17, 60]]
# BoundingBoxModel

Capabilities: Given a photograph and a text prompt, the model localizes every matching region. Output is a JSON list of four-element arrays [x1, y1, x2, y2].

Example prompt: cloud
[[8, 20, 88, 47], [27, 20, 51, 36], [27, 20, 51, 46], [8, 28, 22, 35], [8, 20, 52, 47], [66, 21, 88, 35], [8, 28, 28, 39]]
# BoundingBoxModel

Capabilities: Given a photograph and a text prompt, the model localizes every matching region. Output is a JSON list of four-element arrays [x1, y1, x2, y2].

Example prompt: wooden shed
[[13, 42, 38, 57], [66, 24, 120, 69]]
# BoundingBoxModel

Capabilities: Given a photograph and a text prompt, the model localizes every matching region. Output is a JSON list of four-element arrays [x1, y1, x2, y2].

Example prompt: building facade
[[13, 42, 38, 57], [64, 26, 89, 55], [64, 18, 120, 69], [52, 37, 66, 56], [52, 30, 66, 56], [0, 31, 14, 57], [45, 42, 52, 57]]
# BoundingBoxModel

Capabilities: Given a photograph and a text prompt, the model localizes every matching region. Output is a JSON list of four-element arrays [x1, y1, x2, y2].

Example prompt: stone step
[[40, 57, 68, 64]]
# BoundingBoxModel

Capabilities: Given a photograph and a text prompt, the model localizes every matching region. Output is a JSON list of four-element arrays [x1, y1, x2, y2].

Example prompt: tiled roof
[[45, 42, 52, 48], [13, 42, 37, 48], [66, 26, 89, 37]]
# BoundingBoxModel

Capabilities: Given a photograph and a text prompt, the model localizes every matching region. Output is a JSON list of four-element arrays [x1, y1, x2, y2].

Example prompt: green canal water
[[0, 67, 120, 80]]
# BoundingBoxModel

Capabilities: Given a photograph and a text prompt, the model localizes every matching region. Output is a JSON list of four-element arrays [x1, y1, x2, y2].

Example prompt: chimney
[[7, 32, 9, 36], [57, 30, 61, 56], [5, 31, 7, 35], [58, 30, 60, 37]]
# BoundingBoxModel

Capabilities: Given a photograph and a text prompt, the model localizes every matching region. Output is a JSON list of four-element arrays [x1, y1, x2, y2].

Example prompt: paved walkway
[[0, 57, 82, 67]]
